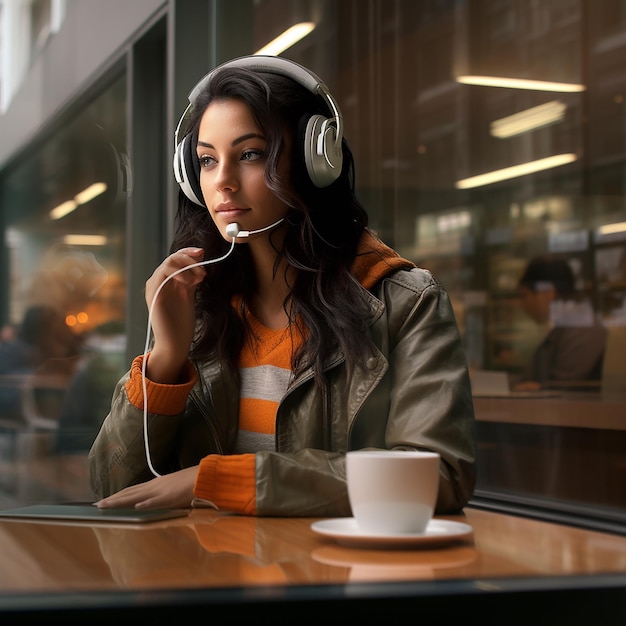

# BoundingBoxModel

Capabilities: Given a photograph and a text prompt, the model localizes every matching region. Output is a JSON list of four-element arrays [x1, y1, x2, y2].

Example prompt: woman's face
[[196, 98, 291, 241]]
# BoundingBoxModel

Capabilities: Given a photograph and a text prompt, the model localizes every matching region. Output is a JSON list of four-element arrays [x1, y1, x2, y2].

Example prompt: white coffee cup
[[346, 450, 440, 534]]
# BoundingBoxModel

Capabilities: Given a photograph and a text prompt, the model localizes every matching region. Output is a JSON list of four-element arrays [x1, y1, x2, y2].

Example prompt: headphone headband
[[190, 56, 328, 102]]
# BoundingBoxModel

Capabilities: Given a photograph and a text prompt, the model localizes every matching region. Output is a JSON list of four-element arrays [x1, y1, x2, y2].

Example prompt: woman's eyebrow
[[197, 133, 265, 149]]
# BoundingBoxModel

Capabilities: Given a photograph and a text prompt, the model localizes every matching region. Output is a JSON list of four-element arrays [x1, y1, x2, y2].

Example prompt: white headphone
[[172, 55, 344, 206]]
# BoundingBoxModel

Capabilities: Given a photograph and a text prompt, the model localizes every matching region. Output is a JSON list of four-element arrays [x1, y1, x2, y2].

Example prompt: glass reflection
[[0, 74, 128, 507]]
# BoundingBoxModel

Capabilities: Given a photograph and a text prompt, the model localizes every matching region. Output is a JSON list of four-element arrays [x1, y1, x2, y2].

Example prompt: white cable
[[142, 237, 236, 477]]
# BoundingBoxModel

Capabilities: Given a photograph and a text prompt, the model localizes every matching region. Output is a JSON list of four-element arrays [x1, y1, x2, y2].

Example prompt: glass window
[[0, 73, 128, 506], [244, 0, 626, 531]]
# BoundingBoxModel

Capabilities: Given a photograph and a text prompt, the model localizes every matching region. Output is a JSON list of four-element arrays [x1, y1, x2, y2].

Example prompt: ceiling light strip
[[455, 153, 577, 189], [491, 101, 567, 138], [62, 234, 108, 246], [255, 22, 316, 56], [49, 182, 108, 220], [456, 75, 585, 93], [598, 222, 626, 236]]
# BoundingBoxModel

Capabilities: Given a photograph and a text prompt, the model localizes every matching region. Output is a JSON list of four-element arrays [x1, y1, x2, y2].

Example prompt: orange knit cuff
[[194, 454, 257, 516], [193, 517, 257, 555], [192, 524, 287, 582], [125, 354, 198, 415]]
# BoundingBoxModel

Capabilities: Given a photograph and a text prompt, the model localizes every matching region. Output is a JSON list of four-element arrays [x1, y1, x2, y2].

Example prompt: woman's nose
[[215, 161, 239, 192]]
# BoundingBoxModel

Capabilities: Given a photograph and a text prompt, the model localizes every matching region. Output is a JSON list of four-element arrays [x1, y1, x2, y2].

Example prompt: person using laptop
[[513, 255, 607, 391]]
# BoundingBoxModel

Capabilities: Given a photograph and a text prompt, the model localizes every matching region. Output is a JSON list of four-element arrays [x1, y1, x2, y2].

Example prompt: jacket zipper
[[275, 352, 345, 451]]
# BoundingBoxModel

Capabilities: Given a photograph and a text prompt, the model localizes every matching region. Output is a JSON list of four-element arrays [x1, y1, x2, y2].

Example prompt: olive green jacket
[[89, 266, 477, 517]]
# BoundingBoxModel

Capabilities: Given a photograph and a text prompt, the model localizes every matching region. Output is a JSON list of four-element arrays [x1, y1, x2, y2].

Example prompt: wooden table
[[0, 506, 625, 621], [473, 391, 626, 430]]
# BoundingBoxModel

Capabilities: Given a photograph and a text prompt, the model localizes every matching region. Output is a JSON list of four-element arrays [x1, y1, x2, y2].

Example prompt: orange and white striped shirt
[[234, 310, 303, 453]]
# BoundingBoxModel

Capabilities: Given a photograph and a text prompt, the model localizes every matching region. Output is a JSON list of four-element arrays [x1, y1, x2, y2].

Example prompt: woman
[[89, 56, 476, 517]]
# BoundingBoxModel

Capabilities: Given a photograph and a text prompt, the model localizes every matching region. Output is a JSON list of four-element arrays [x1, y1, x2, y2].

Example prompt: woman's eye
[[198, 155, 215, 168], [241, 149, 264, 162]]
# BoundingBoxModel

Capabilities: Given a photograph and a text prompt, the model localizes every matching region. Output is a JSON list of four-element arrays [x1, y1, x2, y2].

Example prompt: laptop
[[469, 369, 560, 398], [0, 503, 190, 524]]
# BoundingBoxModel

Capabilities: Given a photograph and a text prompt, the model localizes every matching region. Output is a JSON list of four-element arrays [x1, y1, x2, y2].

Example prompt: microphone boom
[[226, 218, 285, 238]]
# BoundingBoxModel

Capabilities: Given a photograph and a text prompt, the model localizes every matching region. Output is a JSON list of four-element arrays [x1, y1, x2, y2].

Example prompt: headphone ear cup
[[303, 114, 343, 188], [173, 133, 205, 206]]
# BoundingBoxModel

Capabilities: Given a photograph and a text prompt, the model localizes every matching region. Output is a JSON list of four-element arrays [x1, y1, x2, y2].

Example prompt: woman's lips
[[215, 207, 249, 222]]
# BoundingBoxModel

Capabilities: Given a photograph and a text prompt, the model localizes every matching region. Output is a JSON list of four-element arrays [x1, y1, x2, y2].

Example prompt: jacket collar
[[351, 228, 415, 290]]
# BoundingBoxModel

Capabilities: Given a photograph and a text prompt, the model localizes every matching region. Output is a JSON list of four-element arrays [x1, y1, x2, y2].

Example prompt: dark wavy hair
[[170, 65, 372, 388]]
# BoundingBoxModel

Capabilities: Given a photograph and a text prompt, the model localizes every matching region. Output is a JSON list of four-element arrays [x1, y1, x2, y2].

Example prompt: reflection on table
[[1, 507, 626, 593]]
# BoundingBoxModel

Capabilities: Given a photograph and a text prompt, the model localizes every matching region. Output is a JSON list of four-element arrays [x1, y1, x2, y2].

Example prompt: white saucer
[[310, 518, 473, 549]]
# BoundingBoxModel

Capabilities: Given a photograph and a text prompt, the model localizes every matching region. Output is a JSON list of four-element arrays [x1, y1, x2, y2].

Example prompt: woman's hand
[[145, 247, 206, 382], [95, 466, 199, 510]]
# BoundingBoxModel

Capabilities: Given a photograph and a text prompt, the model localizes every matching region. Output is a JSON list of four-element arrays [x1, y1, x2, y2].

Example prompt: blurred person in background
[[0, 305, 81, 423], [55, 319, 126, 454], [513, 256, 607, 391]]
